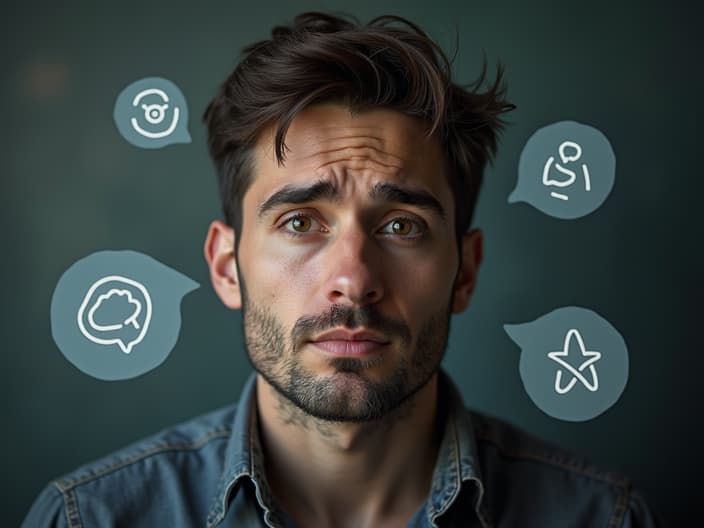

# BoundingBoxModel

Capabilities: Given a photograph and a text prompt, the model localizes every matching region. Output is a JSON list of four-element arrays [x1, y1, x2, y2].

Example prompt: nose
[[322, 225, 384, 307]]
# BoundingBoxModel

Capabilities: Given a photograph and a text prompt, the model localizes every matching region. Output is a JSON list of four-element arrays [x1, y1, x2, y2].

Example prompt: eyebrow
[[258, 180, 340, 218], [257, 179, 446, 221], [368, 182, 446, 221]]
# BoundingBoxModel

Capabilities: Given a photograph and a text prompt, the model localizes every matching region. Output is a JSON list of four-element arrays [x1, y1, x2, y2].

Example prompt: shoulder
[[55, 402, 236, 491], [470, 409, 629, 488], [22, 403, 238, 528], [466, 410, 660, 527]]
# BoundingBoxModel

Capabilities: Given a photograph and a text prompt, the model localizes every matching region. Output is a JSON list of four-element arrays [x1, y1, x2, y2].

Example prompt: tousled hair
[[203, 11, 514, 245]]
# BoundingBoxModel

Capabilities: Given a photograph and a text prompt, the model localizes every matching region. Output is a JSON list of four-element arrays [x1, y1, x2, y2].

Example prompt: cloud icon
[[51, 251, 198, 381], [89, 289, 142, 332], [77, 276, 153, 354], [504, 306, 629, 422], [113, 77, 191, 149]]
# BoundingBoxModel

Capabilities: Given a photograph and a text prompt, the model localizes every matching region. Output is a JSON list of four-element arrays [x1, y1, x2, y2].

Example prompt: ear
[[204, 220, 242, 310], [451, 228, 483, 314]]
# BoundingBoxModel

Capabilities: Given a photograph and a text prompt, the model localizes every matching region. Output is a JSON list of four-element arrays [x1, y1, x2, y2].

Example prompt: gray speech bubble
[[504, 306, 629, 422], [113, 77, 191, 149], [509, 121, 616, 219], [51, 250, 199, 380]]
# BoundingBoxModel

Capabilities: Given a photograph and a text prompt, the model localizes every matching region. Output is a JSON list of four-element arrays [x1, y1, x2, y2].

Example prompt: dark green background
[[3, 1, 700, 525]]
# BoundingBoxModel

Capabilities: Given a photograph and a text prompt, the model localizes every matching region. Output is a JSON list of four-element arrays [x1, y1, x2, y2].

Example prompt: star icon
[[547, 328, 601, 394]]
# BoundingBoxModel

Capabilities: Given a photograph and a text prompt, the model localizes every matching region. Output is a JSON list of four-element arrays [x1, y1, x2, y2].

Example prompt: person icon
[[542, 140, 592, 200]]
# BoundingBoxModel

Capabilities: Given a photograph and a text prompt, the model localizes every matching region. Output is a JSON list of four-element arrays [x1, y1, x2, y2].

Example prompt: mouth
[[310, 340, 390, 357], [307, 328, 391, 357]]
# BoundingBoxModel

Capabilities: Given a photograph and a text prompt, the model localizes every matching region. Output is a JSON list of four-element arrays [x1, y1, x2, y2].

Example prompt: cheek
[[245, 237, 319, 309], [385, 246, 458, 316]]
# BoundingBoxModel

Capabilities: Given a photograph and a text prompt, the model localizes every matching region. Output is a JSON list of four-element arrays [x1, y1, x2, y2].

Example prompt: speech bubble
[[509, 121, 616, 219], [51, 251, 199, 380], [504, 306, 629, 422], [113, 77, 191, 149]]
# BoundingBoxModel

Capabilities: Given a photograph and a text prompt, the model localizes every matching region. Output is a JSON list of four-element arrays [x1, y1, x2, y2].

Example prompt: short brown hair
[[203, 11, 514, 244]]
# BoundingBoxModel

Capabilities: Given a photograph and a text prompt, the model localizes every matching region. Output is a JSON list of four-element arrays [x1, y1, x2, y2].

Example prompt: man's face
[[232, 103, 471, 422]]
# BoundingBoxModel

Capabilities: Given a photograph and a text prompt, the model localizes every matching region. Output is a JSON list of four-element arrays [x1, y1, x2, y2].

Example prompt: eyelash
[[277, 214, 426, 240]]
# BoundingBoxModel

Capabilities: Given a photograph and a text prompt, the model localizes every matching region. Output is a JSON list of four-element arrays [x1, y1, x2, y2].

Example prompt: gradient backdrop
[[3, 1, 700, 525]]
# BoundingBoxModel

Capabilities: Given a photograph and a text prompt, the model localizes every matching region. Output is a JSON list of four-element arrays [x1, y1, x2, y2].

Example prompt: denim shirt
[[23, 370, 660, 527]]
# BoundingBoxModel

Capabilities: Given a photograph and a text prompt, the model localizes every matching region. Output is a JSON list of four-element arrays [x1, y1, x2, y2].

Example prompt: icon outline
[[542, 140, 592, 201], [77, 275, 153, 354], [547, 328, 601, 394], [130, 88, 180, 139]]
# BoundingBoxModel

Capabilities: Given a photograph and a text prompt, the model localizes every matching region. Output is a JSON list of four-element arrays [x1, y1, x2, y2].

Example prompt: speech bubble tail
[[154, 261, 200, 295], [181, 277, 199, 294], [502, 323, 526, 345], [170, 272, 199, 295], [507, 190, 521, 204], [174, 270, 200, 295], [117, 340, 131, 354]]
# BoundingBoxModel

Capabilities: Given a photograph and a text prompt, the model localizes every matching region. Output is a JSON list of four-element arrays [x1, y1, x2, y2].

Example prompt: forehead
[[248, 103, 452, 204]]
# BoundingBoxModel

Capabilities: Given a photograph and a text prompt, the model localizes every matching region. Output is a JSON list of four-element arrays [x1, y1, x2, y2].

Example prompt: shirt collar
[[207, 369, 490, 528], [427, 369, 491, 527], [207, 373, 284, 527]]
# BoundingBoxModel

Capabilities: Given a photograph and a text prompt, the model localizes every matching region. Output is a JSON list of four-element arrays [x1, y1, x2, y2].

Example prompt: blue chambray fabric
[[22, 370, 660, 527]]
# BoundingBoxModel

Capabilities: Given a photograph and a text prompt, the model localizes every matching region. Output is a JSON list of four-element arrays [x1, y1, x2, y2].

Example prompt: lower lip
[[311, 340, 389, 357]]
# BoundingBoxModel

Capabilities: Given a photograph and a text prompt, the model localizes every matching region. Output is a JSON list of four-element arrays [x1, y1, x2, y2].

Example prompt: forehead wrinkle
[[315, 157, 404, 178], [313, 121, 423, 147], [302, 144, 405, 172], [250, 104, 453, 223]]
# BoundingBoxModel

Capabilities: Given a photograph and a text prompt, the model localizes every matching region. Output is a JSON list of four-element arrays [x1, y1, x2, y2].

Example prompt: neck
[[255, 371, 442, 528]]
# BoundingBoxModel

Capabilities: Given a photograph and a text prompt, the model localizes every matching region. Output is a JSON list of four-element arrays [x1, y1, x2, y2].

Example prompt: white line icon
[[130, 88, 180, 139], [77, 275, 152, 354], [547, 328, 601, 394], [542, 141, 592, 201]]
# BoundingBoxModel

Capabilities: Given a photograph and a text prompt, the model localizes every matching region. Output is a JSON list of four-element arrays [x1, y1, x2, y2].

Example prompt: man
[[24, 12, 659, 528]]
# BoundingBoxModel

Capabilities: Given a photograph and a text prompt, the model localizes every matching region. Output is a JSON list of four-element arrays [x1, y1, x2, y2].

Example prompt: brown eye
[[279, 213, 325, 237], [381, 217, 423, 237], [290, 216, 312, 232], [390, 219, 412, 235]]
